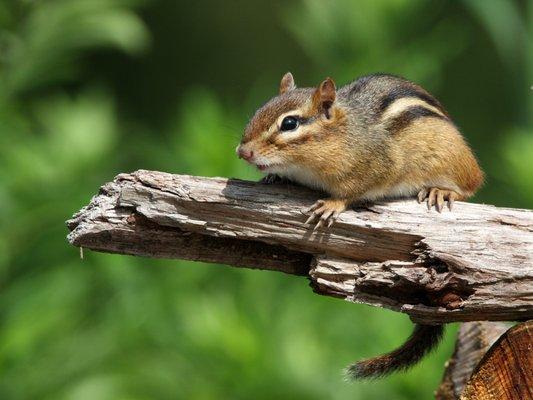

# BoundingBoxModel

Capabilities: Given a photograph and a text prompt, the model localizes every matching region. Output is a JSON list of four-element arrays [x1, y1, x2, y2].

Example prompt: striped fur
[[239, 72, 483, 202], [386, 105, 448, 134], [378, 84, 448, 116], [238, 72, 485, 379]]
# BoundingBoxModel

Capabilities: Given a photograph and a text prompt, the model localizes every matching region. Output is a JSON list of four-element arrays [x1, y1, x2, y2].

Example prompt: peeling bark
[[67, 170, 533, 325]]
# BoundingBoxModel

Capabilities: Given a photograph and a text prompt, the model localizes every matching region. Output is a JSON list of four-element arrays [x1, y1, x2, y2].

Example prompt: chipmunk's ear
[[313, 77, 336, 118], [279, 72, 296, 94]]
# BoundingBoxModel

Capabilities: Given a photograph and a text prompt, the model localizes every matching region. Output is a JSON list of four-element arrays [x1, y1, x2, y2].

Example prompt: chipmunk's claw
[[417, 188, 428, 203], [260, 174, 282, 184], [304, 199, 346, 229], [417, 188, 459, 212]]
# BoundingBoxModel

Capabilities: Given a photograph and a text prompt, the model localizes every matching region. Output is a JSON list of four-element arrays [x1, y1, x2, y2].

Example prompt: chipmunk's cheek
[[271, 137, 288, 151]]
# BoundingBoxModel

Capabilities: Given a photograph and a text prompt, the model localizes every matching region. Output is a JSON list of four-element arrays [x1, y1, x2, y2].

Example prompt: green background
[[0, 0, 531, 399]]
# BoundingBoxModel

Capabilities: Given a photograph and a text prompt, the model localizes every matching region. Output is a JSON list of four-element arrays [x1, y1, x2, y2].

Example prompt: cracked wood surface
[[67, 170, 533, 324]]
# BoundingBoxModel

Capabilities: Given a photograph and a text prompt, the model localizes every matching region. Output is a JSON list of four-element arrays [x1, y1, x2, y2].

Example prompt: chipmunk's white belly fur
[[275, 166, 327, 191], [362, 179, 461, 202], [362, 182, 419, 201], [275, 167, 459, 202]]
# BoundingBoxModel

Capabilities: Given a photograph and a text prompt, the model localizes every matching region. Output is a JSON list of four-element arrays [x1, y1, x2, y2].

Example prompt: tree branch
[[67, 170, 533, 324]]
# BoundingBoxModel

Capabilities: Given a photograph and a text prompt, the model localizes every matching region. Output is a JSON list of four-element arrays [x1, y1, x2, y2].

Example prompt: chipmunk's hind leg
[[417, 188, 461, 212]]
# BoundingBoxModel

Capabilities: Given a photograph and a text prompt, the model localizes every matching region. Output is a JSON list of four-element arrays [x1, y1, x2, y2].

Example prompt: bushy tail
[[345, 324, 445, 380]]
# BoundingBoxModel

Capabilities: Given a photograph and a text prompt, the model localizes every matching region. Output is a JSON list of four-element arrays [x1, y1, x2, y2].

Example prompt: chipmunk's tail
[[344, 324, 444, 380]]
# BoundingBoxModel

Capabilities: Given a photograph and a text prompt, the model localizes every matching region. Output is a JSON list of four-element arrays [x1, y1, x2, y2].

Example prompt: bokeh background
[[0, 0, 531, 399]]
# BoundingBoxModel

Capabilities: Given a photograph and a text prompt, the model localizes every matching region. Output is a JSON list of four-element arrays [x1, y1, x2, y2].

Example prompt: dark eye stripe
[[280, 116, 299, 131], [267, 115, 314, 143]]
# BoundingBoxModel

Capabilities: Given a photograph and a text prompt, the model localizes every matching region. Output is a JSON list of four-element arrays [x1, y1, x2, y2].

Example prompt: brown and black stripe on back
[[340, 73, 451, 123], [386, 106, 449, 134], [378, 85, 449, 118]]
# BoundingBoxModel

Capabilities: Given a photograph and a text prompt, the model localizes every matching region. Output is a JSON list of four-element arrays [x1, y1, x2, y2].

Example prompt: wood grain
[[67, 170, 533, 325], [460, 321, 532, 400], [435, 321, 510, 399]]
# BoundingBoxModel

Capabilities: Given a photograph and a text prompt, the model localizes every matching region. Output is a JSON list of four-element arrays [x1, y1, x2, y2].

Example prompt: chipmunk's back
[[338, 73, 450, 127]]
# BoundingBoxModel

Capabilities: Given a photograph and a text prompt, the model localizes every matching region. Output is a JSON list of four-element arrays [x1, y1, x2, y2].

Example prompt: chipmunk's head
[[237, 73, 346, 183]]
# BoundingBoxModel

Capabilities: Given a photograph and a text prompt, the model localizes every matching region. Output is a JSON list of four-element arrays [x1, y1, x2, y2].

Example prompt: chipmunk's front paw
[[417, 188, 460, 212], [303, 199, 347, 229], [260, 174, 290, 184]]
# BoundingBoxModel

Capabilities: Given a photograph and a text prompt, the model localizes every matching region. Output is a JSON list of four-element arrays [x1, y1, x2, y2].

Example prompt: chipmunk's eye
[[280, 116, 299, 131]]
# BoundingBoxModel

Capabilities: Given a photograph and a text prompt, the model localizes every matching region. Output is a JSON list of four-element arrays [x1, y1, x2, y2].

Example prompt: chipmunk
[[236, 72, 484, 379]]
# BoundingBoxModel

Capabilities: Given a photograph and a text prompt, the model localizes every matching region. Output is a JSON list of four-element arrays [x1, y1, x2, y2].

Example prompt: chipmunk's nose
[[237, 146, 254, 161]]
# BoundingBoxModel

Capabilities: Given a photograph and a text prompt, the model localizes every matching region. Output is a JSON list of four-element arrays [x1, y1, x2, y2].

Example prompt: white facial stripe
[[381, 97, 445, 121], [276, 125, 311, 142], [261, 129, 272, 141], [262, 108, 312, 143]]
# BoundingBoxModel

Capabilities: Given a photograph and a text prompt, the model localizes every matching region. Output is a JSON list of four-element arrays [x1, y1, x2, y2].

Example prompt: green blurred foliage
[[0, 0, 531, 399]]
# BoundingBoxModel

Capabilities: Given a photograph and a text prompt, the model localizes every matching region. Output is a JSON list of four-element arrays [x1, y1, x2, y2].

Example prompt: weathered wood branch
[[67, 170, 533, 324]]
